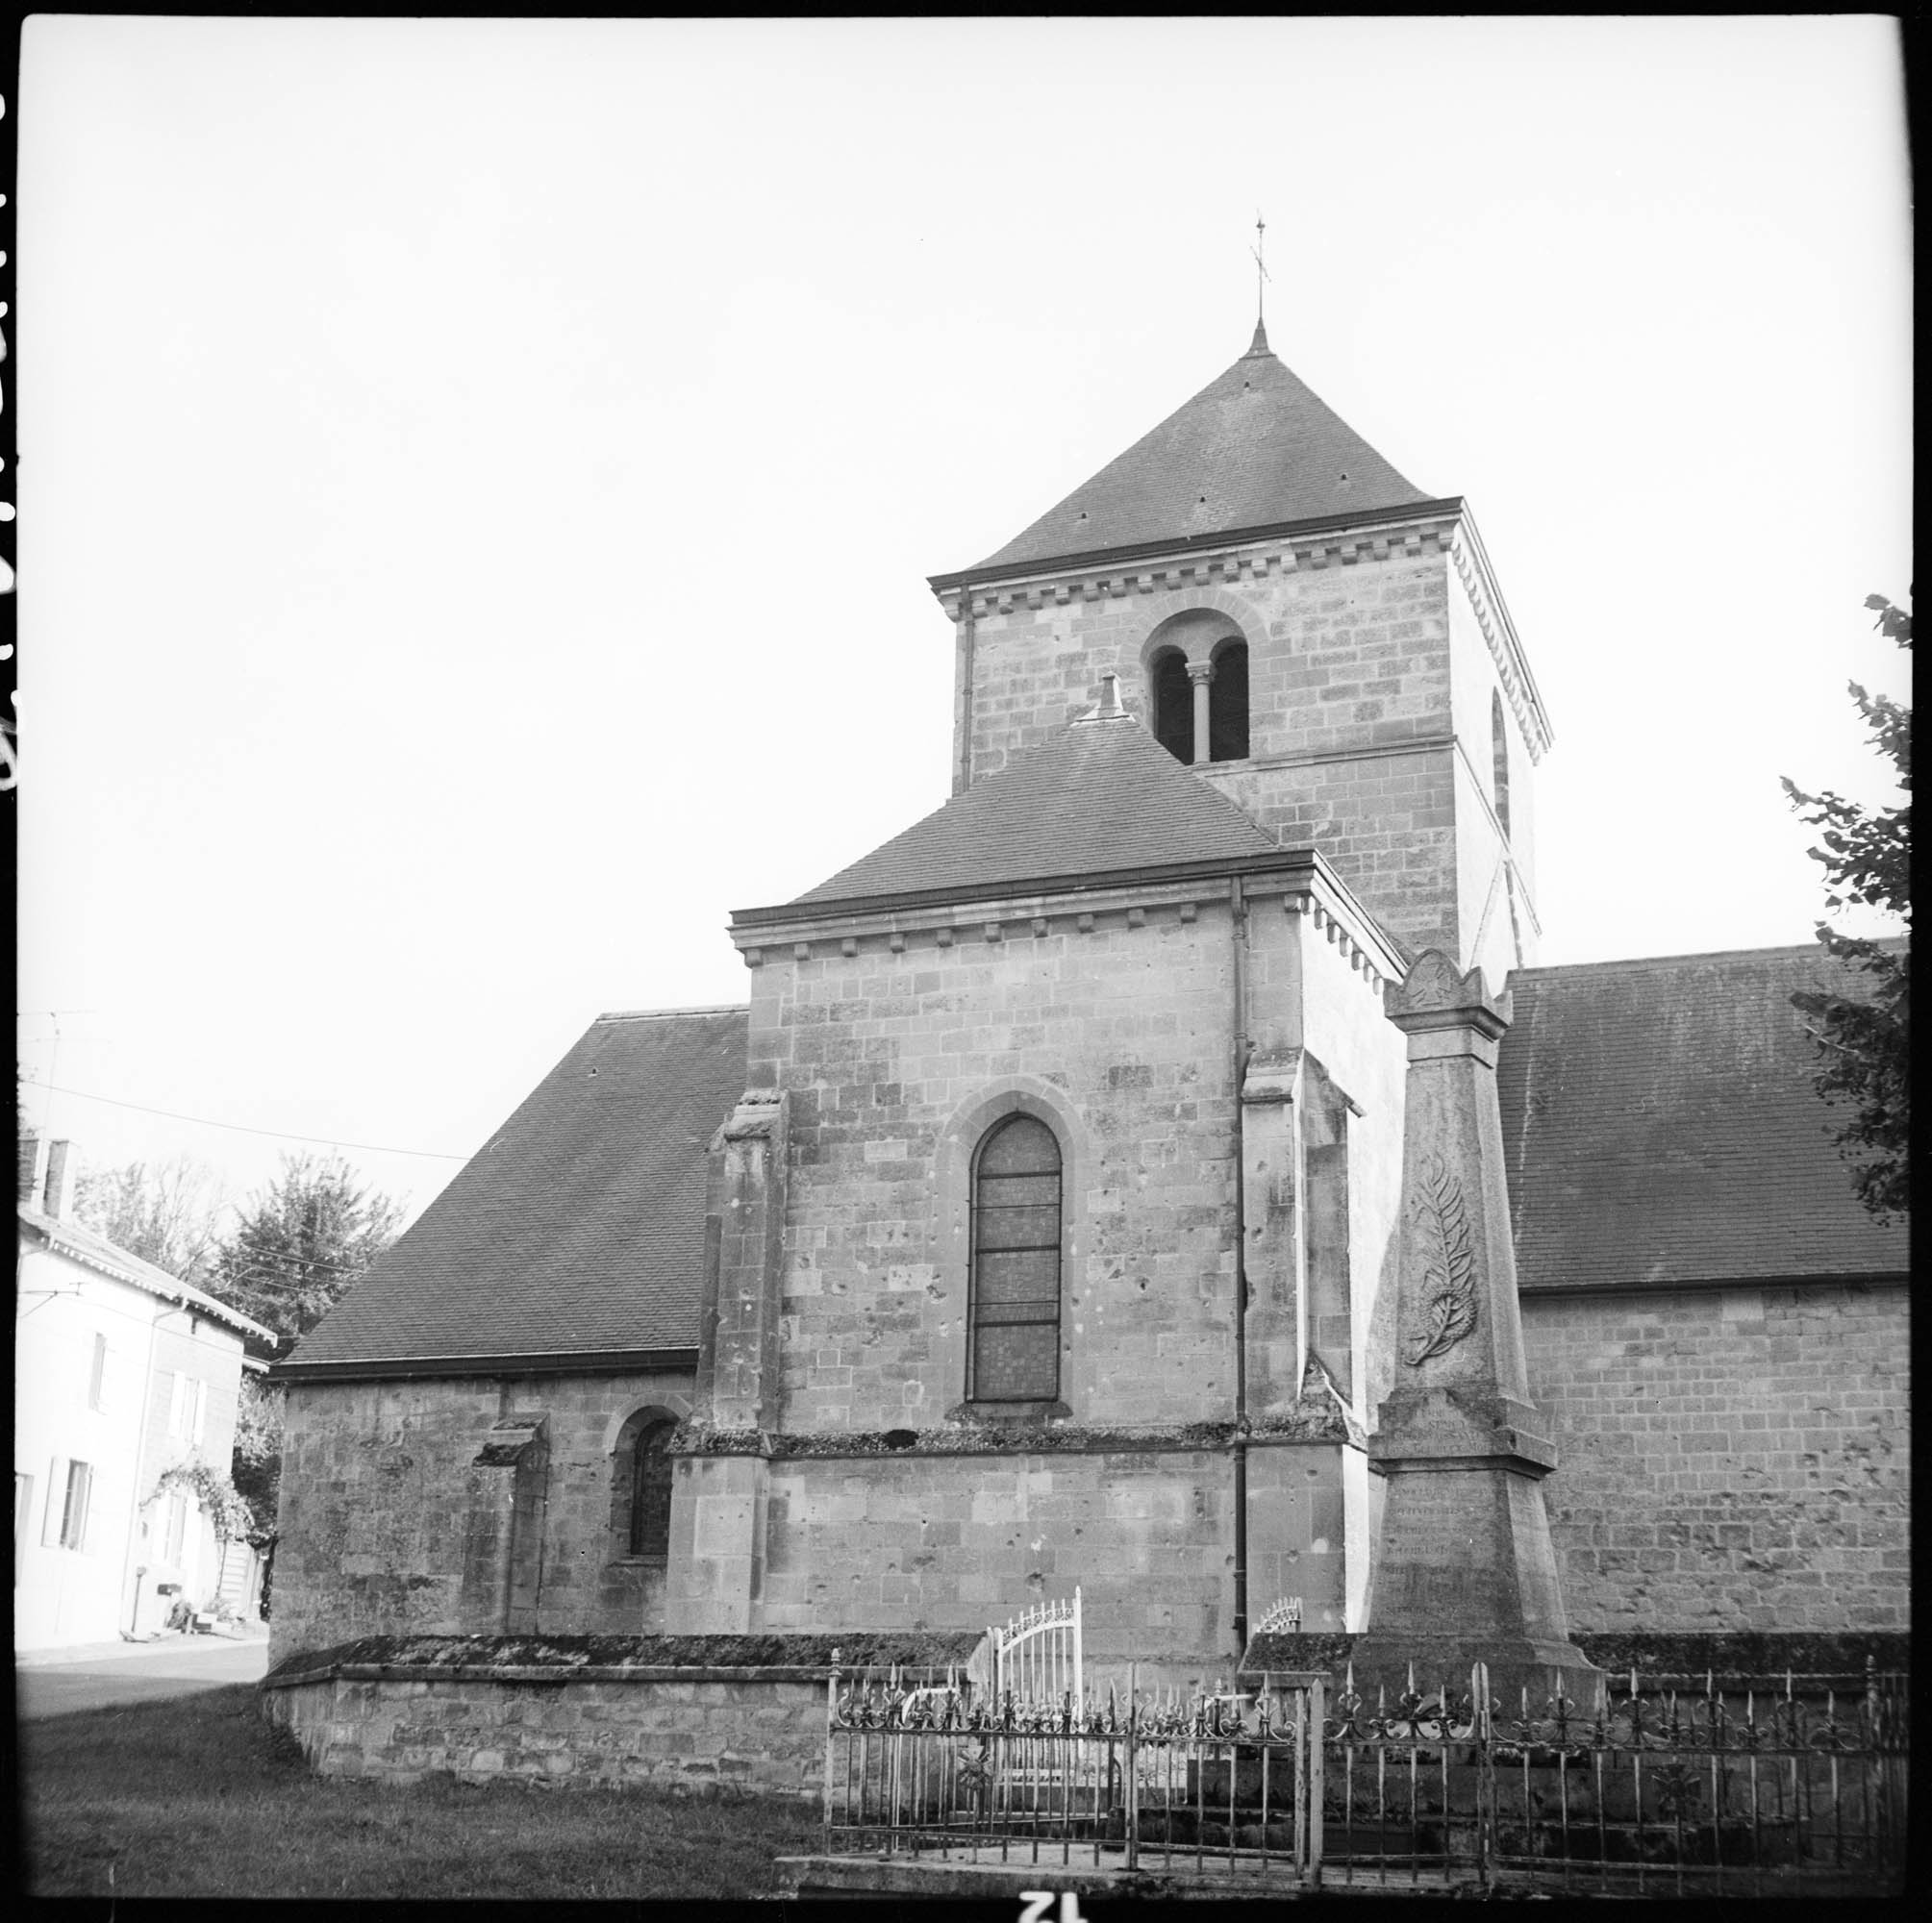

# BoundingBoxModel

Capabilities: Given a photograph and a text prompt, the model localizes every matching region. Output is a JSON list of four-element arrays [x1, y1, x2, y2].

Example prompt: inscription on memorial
[[1382, 1480, 1498, 1619], [1388, 1482, 1484, 1562]]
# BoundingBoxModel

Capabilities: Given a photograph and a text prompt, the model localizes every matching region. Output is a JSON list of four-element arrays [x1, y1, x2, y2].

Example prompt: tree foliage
[[230, 1375, 286, 1542], [147, 1456, 257, 1545], [71, 1152, 230, 1287], [209, 1151, 405, 1343], [1781, 594, 1911, 1221]]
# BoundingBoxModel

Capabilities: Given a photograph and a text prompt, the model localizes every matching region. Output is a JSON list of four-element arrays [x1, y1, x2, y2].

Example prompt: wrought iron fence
[[821, 1666, 1325, 1886], [818, 1659, 1908, 1895], [1478, 1662, 1907, 1896]]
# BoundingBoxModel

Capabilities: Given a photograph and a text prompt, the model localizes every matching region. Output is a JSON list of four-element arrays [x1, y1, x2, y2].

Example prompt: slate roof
[[963, 325, 1433, 576], [282, 1008, 747, 1370], [17, 1203, 278, 1344], [788, 709, 1281, 908], [1497, 945, 1909, 1292]]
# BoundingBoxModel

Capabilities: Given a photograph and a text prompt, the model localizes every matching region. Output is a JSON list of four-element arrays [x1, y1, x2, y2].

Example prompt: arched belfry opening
[[1143, 612, 1253, 766], [1150, 649, 1192, 763], [1209, 637, 1249, 762]]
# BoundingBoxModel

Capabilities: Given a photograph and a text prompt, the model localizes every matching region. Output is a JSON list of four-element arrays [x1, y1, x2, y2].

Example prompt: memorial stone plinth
[[1352, 952, 1600, 1711]]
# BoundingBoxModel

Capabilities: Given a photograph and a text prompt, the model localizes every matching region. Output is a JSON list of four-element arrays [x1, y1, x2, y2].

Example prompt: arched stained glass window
[[626, 1416, 675, 1559], [969, 1114, 1063, 1403]]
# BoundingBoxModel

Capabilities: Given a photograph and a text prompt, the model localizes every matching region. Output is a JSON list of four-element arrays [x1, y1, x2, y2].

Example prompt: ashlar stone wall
[[749, 901, 1250, 1434], [693, 867, 1408, 1656], [265, 1667, 826, 1796], [1523, 1283, 1910, 1633], [944, 521, 1544, 968], [757, 1440, 1349, 1659], [271, 1368, 694, 1665]]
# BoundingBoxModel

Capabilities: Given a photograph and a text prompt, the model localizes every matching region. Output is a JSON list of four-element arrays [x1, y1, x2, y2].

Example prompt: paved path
[[15, 1632, 270, 1721]]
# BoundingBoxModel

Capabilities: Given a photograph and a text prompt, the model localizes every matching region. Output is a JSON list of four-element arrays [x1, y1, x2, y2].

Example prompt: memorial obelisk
[[1352, 951, 1598, 1706]]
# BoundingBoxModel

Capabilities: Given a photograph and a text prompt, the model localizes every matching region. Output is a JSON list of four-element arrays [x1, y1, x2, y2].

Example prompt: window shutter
[[89, 1334, 109, 1411], [167, 1371, 187, 1437], [66, 1462, 93, 1553], [191, 1379, 208, 1446], [14, 1472, 34, 1569], [42, 1460, 65, 1546]]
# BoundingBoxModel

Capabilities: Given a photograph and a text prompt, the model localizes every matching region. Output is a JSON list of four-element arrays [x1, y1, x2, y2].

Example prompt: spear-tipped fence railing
[[1318, 1657, 1908, 1896], [821, 1664, 1326, 1886], [817, 1657, 1906, 1894]]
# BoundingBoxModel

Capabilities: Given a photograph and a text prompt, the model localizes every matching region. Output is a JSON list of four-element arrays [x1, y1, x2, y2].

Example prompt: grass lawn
[[18, 1682, 823, 1899]]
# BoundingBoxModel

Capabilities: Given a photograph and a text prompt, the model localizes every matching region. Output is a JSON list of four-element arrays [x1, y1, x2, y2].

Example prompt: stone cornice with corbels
[[932, 505, 1463, 627], [1445, 508, 1553, 765], [730, 852, 1408, 999]]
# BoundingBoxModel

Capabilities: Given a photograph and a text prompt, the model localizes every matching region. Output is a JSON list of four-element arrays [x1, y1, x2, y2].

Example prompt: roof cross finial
[[1247, 212, 1271, 356]]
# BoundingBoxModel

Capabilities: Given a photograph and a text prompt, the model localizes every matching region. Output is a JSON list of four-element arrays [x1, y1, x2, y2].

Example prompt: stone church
[[268, 323, 1907, 1678]]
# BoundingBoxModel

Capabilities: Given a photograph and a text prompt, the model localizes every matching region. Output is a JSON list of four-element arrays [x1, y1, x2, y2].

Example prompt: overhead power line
[[17, 1076, 469, 1161], [219, 1246, 395, 1282]]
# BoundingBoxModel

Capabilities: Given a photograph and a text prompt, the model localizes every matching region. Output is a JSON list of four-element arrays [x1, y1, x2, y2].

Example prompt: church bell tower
[[929, 322, 1552, 982]]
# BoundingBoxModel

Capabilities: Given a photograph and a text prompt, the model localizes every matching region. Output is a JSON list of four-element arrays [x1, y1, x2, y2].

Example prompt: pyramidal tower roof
[[963, 324, 1432, 576]]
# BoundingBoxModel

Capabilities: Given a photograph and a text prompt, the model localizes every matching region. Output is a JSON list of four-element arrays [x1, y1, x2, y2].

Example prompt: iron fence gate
[[819, 1659, 1907, 1895]]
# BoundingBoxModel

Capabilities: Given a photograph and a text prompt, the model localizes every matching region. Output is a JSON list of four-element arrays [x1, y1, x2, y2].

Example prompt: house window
[[1208, 639, 1249, 762], [968, 1113, 1063, 1403], [167, 1373, 207, 1444], [610, 1411, 676, 1561], [1492, 689, 1512, 840], [59, 1461, 93, 1551], [88, 1334, 108, 1411], [1150, 649, 1192, 763]]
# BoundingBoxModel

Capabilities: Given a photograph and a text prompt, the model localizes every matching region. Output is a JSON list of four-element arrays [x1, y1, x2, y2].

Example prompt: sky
[[16, 15, 1912, 1235]]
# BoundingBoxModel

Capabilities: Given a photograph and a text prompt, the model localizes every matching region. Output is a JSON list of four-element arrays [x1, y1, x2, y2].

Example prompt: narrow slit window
[[1492, 689, 1512, 839], [969, 1113, 1063, 1403]]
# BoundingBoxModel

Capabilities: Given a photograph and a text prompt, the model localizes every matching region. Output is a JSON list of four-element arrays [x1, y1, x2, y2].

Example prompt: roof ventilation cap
[[1074, 671, 1131, 724]]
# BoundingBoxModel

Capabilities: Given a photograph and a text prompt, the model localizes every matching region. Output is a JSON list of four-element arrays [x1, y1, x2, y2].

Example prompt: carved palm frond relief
[[1404, 1152, 1478, 1365]]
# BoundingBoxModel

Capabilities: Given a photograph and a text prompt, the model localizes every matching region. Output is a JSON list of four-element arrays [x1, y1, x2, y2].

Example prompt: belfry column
[[1353, 952, 1596, 1704], [1187, 660, 1215, 763]]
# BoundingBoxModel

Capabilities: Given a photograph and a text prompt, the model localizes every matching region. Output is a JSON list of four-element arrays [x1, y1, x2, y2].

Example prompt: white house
[[14, 1137, 276, 1650]]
